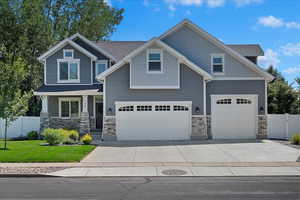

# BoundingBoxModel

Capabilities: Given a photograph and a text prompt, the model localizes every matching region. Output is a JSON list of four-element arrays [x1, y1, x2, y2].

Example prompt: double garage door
[[211, 95, 257, 139], [116, 102, 192, 141]]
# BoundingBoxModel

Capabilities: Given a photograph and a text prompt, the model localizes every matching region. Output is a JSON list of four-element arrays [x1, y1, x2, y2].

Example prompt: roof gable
[[96, 38, 213, 81], [159, 19, 274, 81], [38, 39, 97, 62]]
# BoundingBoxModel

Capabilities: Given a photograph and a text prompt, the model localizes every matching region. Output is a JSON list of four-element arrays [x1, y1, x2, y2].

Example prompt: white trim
[[44, 60, 47, 85], [115, 101, 192, 106], [44, 83, 96, 86], [159, 19, 274, 81], [57, 59, 80, 83], [95, 60, 108, 77], [58, 97, 81, 119], [265, 80, 268, 115], [38, 39, 97, 61], [103, 77, 106, 116], [96, 38, 212, 81], [93, 96, 103, 118], [41, 96, 48, 113], [63, 49, 74, 59], [69, 33, 117, 62], [147, 49, 163, 73], [210, 94, 258, 97], [203, 79, 206, 116], [130, 85, 180, 89], [213, 77, 265, 80], [34, 91, 102, 96], [211, 53, 225, 75], [91, 59, 93, 84]]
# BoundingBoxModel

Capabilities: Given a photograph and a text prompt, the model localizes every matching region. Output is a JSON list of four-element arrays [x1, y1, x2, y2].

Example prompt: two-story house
[[34, 19, 273, 141]]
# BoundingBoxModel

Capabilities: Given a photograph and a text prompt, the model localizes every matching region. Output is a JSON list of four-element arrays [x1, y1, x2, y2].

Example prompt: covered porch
[[34, 84, 103, 135]]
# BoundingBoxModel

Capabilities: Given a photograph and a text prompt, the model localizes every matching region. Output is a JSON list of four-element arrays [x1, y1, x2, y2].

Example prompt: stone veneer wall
[[191, 116, 208, 140], [79, 112, 90, 135], [257, 115, 268, 139], [206, 115, 212, 139], [90, 118, 96, 130], [49, 117, 81, 131], [102, 116, 116, 141]]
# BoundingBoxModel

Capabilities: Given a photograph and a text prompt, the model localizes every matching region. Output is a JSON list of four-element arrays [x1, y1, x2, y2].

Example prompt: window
[[174, 105, 189, 111], [147, 49, 162, 72], [216, 99, 232, 104], [63, 49, 74, 59], [118, 106, 134, 112], [155, 105, 170, 111], [58, 59, 80, 82], [137, 105, 152, 111], [95, 60, 108, 76], [237, 98, 252, 104], [59, 98, 81, 118], [211, 54, 224, 74]]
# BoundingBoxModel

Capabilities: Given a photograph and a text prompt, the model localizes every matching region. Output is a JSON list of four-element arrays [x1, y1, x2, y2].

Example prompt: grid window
[[174, 105, 189, 111], [236, 98, 252, 104], [216, 99, 232, 104], [137, 105, 152, 111], [155, 105, 170, 111], [118, 106, 134, 112]]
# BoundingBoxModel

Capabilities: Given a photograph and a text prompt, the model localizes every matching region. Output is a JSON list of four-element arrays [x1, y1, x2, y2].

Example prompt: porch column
[[40, 95, 49, 133], [80, 95, 90, 135]]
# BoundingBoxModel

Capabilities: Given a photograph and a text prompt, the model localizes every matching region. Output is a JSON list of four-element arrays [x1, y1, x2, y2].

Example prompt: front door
[[96, 102, 103, 129]]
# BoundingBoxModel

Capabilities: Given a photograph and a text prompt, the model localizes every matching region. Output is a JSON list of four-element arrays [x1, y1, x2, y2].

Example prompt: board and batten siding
[[105, 64, 204, 115], [206, 80, 265, 114], [130, 45, 179, 88], [45, 44, 92, 84], [162, 26, 263, 78]]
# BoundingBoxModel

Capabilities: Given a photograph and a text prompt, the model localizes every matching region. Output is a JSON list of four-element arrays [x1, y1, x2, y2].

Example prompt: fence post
[[285, 113, 289, 139]]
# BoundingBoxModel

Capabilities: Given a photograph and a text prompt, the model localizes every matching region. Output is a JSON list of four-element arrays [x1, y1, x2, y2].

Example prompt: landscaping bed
[[0, 140, 95, 163]]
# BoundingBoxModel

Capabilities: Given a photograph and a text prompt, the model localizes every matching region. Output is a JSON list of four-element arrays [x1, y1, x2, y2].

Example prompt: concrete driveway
[[82, 140, 300, 163]]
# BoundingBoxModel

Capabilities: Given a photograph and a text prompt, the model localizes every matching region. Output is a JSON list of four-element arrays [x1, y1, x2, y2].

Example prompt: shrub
[[68, 130, 79, 141], [10, 135, 28, 141], [42, 128, 65, 145], [291, 134, 300, 145], [81, 134, 93, 145], [27, 131, 39, 140]]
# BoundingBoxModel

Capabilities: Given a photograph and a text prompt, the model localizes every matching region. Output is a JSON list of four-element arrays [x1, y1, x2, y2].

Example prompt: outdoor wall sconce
[[195, 106, 200, 113], [259, 106, 264, 114], [107, 107, 112, 114]]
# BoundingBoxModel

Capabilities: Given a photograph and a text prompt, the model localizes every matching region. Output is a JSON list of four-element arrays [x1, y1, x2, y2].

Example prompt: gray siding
[[206, 80, 265, 114], [74, 38, 110, 84], [48, 96, 94, 117], [130, 45, 179, 88], [45, 44, 92, 84], [105, 64, 204, 115], [162, 26, 262, 78]]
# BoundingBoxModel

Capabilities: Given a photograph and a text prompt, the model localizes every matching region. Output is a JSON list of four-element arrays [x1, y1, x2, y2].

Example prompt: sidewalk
[[45, 166, 300, 177]]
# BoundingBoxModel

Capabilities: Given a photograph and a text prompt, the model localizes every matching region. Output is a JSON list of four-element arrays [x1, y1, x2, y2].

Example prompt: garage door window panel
[[237, 98, 252, 104], [155, 105, 170, 111], [118, 106, 134, 112], [174, 105, 189, 111], [216, 99, 232, 104], [137, 105, 152, 111]]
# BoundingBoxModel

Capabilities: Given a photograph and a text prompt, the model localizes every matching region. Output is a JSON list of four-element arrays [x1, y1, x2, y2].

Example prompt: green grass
[[0, 140, 95, 163]]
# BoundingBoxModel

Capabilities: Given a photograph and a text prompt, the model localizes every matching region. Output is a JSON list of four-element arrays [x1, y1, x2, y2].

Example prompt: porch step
[[90, 130, 102, 142]]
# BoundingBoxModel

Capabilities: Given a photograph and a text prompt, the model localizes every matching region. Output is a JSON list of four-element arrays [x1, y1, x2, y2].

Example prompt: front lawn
[[0, 140, 95, 162]]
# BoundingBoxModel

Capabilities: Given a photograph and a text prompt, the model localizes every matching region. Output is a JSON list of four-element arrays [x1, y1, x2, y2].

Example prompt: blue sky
[[108, 0, 300, 84]]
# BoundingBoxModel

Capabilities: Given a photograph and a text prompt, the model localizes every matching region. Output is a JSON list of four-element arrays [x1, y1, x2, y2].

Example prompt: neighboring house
[[34, 19, 273, 141]]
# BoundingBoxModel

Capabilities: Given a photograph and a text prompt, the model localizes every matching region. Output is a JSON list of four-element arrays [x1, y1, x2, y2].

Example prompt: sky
[[107, 0, 300, 84]]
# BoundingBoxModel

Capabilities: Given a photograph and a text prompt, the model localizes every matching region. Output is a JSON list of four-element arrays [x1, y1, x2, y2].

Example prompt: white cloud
[[258, 49, 280, 68], [207, 0, 225, 7], [283, 67, 300, 75], [234, 0, 263, 6], [164, 0, 203, 6], [186, 10, 192, 15], [168, 4, 176, 11], [258, 16, 284, 28], [104, 0, 112, 6], [281, 43, 300, 56], [257, 16, 300, 29]]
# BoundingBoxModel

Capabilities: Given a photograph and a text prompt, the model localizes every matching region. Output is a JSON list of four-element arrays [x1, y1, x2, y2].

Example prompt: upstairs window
[[58, 59, 80, 82], [95, 60, 108, 76], [63, 49, 74, 59], [147, 49, 162, 73], [211, 54, 224, 74]]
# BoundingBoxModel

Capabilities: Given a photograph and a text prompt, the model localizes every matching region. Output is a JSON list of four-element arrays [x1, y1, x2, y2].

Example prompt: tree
[[0, 0, 124, 116], [0, 51, 32, 150], [267, 66, 298, 114]]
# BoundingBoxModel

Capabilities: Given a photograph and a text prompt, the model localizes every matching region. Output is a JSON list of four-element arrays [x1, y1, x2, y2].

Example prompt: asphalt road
[[0, 177, 300, 200]]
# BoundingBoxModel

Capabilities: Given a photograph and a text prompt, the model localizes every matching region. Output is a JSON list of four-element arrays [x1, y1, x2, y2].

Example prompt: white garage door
[[116, 101, 192, 141], [211, 95, 257, 139]]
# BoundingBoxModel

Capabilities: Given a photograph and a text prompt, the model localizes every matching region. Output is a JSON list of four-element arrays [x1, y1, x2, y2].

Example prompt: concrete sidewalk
[[46, 166, 300, 177]]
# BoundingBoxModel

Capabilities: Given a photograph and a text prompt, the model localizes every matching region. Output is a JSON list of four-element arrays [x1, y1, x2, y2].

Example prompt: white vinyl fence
[[0, 117, 40, 139], [268, 114, 300, 139]]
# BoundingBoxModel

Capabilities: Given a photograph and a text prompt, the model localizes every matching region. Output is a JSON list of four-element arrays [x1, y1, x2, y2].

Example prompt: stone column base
[[191, 116, 208, 140], [80, 112, 90, 135], [40, 112, 49, 133], [257, 115, 268, 139], [102, 116, 116, 141]]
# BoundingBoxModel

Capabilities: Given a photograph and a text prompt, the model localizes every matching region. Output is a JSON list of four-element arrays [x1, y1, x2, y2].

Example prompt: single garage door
[[211, 95, 257, 139], [116, 101, 192, 141]]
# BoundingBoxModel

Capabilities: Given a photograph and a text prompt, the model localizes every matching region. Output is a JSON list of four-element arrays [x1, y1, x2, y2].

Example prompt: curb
[[0, 174, 59, 178]]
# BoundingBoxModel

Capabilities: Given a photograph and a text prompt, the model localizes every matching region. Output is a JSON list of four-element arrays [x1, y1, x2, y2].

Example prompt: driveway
[[82, 140, 300, 163]]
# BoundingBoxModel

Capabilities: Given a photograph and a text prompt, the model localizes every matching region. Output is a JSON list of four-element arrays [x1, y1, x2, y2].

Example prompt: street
[[0, 177, 300, 199]]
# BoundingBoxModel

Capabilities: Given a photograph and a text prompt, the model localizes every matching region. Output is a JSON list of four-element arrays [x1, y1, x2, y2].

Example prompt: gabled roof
[[69, 33, 117, 62], [159, 19, 274, 81], [38, 38, 97, 62], [96, 38, 213, 81]]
